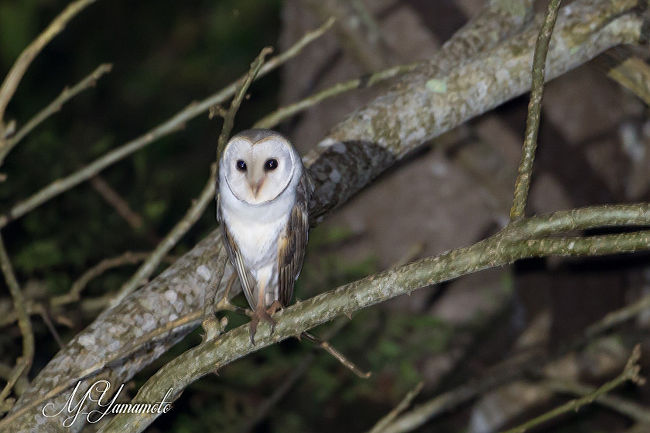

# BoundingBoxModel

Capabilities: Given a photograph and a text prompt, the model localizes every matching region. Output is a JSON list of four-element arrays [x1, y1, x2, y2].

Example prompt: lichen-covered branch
[[509, 0, 561, 220], [101, 224, 650, 432], [305, 0, 641, 221], [4, 1, 645, 431]]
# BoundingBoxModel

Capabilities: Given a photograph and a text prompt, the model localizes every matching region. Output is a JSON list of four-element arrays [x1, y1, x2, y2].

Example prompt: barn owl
[[217, 129, 312, 344]]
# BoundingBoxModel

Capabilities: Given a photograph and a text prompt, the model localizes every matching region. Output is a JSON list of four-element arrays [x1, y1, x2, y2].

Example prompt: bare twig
[[89, 175, 147, 233], [0, 63, 111, 165], [510, 0, 562, 220], [586, 292, 650, 338], [5, 2, 644, 430], [110, 163, 218, 305], [236, 318, 351, 433], [216, 47, 273, 159], [0, 234, 34, 406], [302, 0, 387, 71], [254, 62, 418, 129], [0, 18, 335, 229], [369, 382, 424, 433], [0, 363, 28, 397], [541, 378, 650, 424], [50, 251, 166, 307], [0, 0, 97, 130], [112, 48, 272, 307], [379, 286, 650, 433], [302, 331, 371, 378], [499, 345, 644, 433]]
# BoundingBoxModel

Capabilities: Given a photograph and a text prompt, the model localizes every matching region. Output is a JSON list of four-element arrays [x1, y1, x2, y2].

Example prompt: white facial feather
[[218, 129, 308, 319], [221, 134, 296, 204]]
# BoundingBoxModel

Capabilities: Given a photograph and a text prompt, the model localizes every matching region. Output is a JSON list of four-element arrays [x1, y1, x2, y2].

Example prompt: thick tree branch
[[4, 1, 645, 431], [101, 223, 650, 432]]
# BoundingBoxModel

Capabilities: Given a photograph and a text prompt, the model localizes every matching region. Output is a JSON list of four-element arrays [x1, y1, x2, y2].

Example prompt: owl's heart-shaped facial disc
[[221, 131, 296, 205]]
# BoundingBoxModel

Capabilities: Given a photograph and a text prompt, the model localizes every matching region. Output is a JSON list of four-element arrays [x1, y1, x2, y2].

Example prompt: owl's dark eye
[[264, 158, 278, 171], [236, 160, 247, 172]]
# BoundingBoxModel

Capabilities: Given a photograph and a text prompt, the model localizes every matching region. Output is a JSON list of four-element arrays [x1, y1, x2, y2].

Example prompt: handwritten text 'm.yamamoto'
[[42, 380, 173, 427]]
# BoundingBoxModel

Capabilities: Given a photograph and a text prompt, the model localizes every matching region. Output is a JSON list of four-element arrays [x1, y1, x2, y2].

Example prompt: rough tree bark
[[3, 0, 646, 431]]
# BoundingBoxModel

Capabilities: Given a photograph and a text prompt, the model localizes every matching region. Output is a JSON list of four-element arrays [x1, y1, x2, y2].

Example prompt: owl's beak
[[247, 168, 265, 198]]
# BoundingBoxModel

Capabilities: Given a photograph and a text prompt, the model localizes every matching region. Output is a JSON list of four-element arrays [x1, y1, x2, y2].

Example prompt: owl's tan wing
[[277, 172, 312, 306], [217, 192, 259, 309]]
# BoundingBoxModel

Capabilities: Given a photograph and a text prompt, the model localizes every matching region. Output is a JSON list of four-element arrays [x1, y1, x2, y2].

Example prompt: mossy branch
[[4, 1, 646, 431], [509, 0, 562, 220], [100, 211, 650, 432]]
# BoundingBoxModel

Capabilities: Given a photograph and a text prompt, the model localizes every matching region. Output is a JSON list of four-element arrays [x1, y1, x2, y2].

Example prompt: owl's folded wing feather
[[277, 173, 312, 306], [217, 193, 259, 309]]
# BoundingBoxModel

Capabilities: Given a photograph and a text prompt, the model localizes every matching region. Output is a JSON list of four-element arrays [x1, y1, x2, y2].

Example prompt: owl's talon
[[249, 315, 260, 345]]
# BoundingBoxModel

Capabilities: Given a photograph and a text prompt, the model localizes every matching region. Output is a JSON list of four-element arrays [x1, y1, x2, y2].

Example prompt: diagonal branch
[[499, 346, 644, 433], [0, 234, 34, 408], [100, 225, 650, 432], [3, 1, 645, 431], [509, 0, 562, 220], [0, 0, 97, 129], [0, 63, 112, 165], [0, 18, 334, 229]]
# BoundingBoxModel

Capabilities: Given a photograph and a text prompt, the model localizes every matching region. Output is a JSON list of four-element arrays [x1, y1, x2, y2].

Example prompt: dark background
[[1, 1, 649, 432]]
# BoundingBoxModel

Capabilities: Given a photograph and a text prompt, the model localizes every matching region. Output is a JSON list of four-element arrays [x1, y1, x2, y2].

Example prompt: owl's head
[[220, 129, 299, 205]]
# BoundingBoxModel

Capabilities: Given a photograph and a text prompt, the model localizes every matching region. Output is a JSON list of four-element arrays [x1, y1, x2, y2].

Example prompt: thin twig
[[369, 382, 424, 433], [586, 292, 650, 338], [540, 378, 650, 424], [254, 62, 418, 129], [510, 0, 562, 220], [0, 0, 97, 129], [0, 18, 335, 229], [112, 48, 272, 307], [499, 345, 644, 433], [0, 63, 111, 165], [302, 331, 371, 378], [0, 234, 34, 406], [302, 0, 386, 71], [34, 304, 63, 348], [50, 251, 166, 307], [89, 175, 147, 233], [110, 164, 218, 305], [379, 286, 650, 433], [0, 363, 28, 397], [216, 47, 273, 160], [236, 318, 351, 433]]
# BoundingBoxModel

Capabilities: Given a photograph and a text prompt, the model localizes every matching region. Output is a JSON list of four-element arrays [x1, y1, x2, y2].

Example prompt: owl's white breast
[[219, 176, 297, 272]]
